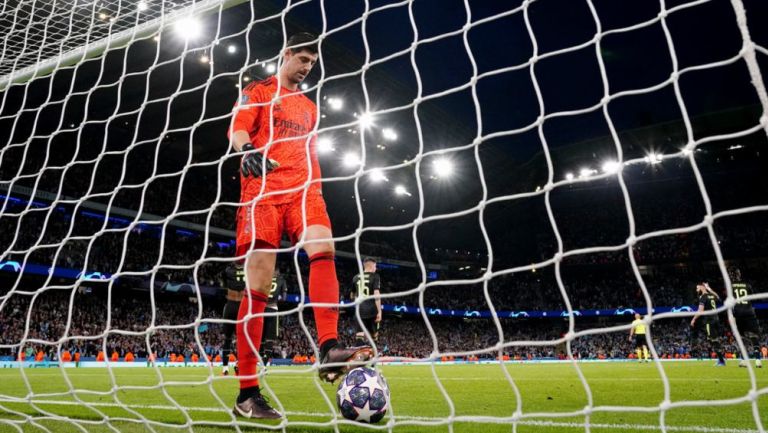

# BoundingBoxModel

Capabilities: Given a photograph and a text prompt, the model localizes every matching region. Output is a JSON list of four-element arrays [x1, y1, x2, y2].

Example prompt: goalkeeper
[[220, 265, 284, 376], [228, 32, 373, 419]]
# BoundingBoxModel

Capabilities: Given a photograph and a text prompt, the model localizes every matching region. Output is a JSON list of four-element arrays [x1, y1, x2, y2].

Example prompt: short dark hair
[[286, 32, 318, 55], [363, 257, 377, 264]]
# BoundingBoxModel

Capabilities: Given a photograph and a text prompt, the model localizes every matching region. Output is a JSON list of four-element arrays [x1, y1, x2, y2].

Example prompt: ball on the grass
[[336, 366, 389, 423]]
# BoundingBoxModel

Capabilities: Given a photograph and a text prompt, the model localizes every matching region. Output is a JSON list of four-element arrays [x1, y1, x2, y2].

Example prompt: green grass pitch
[[0, 361, 766, 432]]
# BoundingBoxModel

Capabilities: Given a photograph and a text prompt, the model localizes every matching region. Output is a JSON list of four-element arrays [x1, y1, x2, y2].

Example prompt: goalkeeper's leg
[[301, 222, 373, 383], [232, 249, 280, 419], [221, 296, 240, 375]]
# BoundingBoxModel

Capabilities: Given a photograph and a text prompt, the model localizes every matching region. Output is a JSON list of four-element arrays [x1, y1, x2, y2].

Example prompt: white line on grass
[[0, 398, 759, 433]]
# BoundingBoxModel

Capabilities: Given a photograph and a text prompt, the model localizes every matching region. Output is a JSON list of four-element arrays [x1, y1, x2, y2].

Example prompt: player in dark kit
[[220, 264, 244, 376], [262, 270, 287, 364], [729, 267, 763, 368], [221, 265, 285, 375], [351, 258, 382, 346], [690, 282, 726, 366]]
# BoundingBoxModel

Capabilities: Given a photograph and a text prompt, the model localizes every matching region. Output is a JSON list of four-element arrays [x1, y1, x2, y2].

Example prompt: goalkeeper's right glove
[[224, 264, 246, 292], [240, 143, 279, 178]]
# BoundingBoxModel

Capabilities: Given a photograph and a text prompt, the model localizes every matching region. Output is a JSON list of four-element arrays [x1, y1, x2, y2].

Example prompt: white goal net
[[1, 0, 768, 432]]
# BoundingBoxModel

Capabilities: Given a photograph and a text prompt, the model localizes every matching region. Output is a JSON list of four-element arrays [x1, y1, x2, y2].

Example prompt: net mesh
[[0, 0, 767, 431]]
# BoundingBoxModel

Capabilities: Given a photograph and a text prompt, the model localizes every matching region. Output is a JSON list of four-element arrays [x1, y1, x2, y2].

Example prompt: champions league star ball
[[336, 367, 390, 423]]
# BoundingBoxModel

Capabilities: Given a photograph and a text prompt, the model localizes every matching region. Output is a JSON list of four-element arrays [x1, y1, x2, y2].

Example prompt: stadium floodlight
[[369, 168, 388, 182], [565, 172, 574, 181], [433, 158, 454, 178], [645, 152, 663, 164], [394, 185, 411, 196], [578, 168, 598, 178], [601, 160, 621, 174], [358, 112, 374, 129], [382, 128, 398, 141], [327, 97, 344, 111], [138, 1, 149, 12], [227, 44, 237, 54], [300, 83, 309, 90], [265, 63, 277, 73], [342, 152, 361, 167], [317, 137, 335, 153], [175, 17, 203, 41], [199, 55, 209, 64]]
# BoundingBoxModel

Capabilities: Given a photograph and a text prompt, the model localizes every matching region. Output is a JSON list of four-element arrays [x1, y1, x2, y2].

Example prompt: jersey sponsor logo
[[273, 116, 310, 136]]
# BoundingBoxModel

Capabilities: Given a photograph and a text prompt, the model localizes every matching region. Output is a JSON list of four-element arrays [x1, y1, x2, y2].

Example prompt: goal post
[[0, 0, 249, 91], [1, 0, 768, 432]]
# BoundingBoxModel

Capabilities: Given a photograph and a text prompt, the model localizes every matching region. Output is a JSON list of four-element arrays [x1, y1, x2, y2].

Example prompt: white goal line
[[0, 398, 758, 433]]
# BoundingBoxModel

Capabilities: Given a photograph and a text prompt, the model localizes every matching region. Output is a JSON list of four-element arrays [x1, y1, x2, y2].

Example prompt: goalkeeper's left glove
[[240, 143, 279, 178]]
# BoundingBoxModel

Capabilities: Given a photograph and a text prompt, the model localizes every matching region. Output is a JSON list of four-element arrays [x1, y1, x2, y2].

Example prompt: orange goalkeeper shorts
[[236, 190, 332, 255]]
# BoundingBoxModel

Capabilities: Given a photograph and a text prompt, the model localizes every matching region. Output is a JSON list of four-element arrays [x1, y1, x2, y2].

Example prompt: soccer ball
[[336, 367, 390, 423]]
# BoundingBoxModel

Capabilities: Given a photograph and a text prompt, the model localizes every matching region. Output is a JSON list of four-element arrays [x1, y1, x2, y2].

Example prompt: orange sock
[[309, 252, 339, 346], [236, 290, 268, 389]]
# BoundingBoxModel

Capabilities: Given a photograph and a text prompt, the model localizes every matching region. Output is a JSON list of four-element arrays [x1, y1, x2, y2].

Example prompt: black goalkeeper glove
[[224, 264, 246, 292], [240, 143, 279, 178]]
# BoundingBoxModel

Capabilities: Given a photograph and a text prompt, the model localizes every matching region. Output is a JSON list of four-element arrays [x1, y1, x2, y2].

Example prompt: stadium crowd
[[1, 152, 767, 363], [1, 278, 766, 363]]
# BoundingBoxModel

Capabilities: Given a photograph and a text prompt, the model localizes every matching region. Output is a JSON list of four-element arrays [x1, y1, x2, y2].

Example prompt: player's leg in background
[[706, 322, 726, 366], [642, 343, 650, 362], [737, 313, 762, 367], [262, 303, 279, 366], [354, 317, 376, 347], [221, 295, 240, 375]]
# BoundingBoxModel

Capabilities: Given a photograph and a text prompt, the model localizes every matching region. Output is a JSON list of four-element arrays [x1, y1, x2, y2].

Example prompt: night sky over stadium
[[1, 0, 767, 263]]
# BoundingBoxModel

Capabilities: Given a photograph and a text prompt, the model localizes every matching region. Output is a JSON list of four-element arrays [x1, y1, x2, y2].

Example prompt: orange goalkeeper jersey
[[229, 76, 321, 205]]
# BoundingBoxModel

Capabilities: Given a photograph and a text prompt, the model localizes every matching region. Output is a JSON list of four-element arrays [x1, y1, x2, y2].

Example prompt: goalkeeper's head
[[281, 32, 319, 86]]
